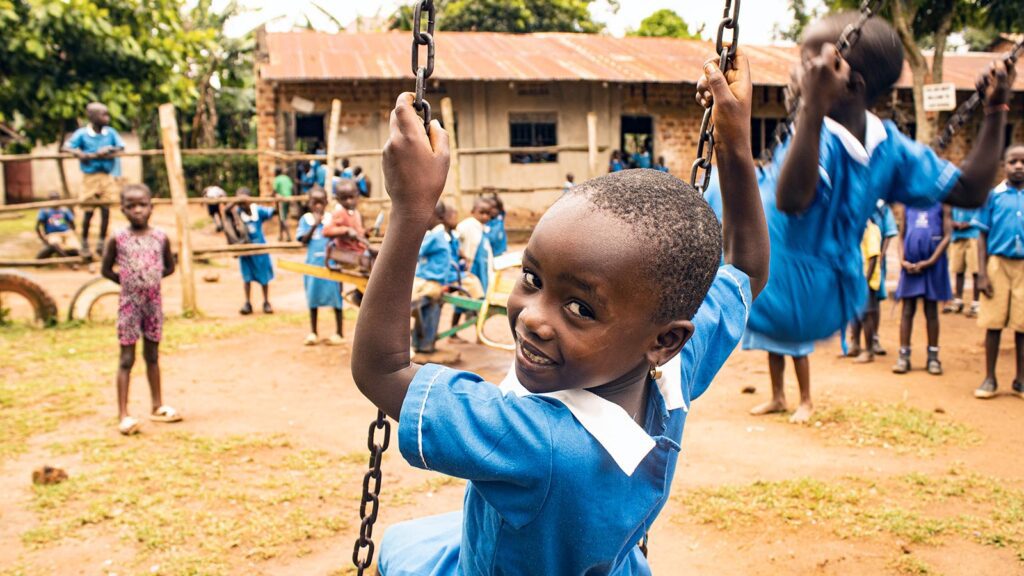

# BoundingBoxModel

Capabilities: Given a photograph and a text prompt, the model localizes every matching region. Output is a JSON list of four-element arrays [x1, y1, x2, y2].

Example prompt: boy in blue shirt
[[946, 206, 983, 317], [35, 192, 82, 259], [411, 202, 460, 355], [739, 12, 1013, 423], [973, 145, 1024, 399], [63, 102, 124, 256], [232, 188, 277, 315], [352, 51, 768, 575]]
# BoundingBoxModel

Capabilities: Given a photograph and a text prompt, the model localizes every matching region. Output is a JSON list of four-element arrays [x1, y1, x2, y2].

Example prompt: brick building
[[254, 30, 1023, 210]]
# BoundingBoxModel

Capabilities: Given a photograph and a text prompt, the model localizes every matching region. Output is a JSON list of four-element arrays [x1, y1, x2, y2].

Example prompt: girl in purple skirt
[[893, 203, 953, 375]]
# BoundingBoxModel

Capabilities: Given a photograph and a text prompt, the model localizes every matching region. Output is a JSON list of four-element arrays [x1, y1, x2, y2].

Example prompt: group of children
[[609, 149, 671, 174]]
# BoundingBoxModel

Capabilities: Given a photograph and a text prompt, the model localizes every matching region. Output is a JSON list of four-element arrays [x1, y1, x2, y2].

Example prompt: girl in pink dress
[[101, 184, 180, 435]]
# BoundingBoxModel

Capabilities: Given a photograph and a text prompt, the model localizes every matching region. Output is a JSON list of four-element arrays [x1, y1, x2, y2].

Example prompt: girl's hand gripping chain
[[696, 49, 753, 148], [979, 58, 1016, 109], [799, 43, 851, 116], [383, 93, 451, 223]]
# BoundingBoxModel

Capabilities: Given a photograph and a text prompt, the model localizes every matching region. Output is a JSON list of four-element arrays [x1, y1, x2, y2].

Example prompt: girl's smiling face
[[506, 196, 693, 394]]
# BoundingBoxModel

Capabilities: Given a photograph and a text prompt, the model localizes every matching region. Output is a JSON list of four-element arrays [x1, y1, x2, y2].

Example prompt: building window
[[510, 112, 558, 164], [751, 117, 783, 160]]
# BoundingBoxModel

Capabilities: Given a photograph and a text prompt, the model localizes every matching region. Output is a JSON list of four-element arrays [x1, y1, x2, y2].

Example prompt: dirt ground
[[1, 205, 1022, 575]]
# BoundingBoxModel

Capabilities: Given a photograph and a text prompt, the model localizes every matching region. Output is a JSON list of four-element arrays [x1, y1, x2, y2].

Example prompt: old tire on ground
[[68, 276, 121, 322], [0, 270, 59, 326]]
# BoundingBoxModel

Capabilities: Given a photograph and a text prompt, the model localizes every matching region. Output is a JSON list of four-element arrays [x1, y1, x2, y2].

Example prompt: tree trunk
[[891, 1, 933, 143]]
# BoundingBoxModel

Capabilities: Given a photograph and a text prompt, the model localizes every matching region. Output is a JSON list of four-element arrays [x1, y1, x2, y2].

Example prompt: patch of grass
[[676, 470, 1024, 559], [190, 216, 212, 230], [811, 402, 980, 455], [890, 554, 937, 575], [24, 433, 364, 575], [0, 213, 34, 237], [0, 314, 304, 461]]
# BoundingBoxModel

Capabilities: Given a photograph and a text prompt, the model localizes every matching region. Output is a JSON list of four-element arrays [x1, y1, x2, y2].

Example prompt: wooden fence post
[[587, 111, 599, 179], [0, 161, 5, 206], [440, 97, 463, 217], [326, 99, 342, 177], [158, 104, 198, 317]]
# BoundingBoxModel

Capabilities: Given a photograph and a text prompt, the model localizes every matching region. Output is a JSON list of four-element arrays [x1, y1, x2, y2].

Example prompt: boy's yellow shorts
[[81, 172, 119, 203], [949, 237, 979, 276], [979, 256, 1024, 332]]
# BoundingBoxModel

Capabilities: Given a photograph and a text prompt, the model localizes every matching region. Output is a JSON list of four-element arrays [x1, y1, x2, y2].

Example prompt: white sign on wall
[[290, 96, 315, 114], [923, 83, 957, 112]]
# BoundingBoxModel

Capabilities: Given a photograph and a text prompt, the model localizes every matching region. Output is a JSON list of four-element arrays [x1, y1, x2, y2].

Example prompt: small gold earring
[[649, 365, 662, 381]]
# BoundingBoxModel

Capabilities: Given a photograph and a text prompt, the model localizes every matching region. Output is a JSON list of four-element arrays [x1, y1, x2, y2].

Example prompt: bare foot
[[789, 403, 814, 424], [750, 400, 787, 416], [843, 347, 861, 359], [853, 351, 874, 364]]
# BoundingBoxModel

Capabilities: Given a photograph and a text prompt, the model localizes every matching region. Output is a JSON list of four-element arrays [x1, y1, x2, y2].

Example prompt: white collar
[[995, 181, 1022, 194], [498, 354, 686, 477], [431, 223, 452, 240], [821, 111, 888, 167], [86, 125, 109, 137]]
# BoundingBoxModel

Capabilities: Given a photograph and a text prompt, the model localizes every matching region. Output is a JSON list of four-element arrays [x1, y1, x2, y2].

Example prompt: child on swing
[[323, 180, 375, 273], [296, 186, 345, 346], [738, 12, 1013, 423], [892, 203, 953, 375], [352, 50, 768, 575]]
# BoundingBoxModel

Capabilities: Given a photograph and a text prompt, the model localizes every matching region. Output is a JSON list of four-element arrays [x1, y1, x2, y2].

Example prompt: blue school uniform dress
[[484, 214, 508, 257], [972, 181, 1024, 257], [743, 113, 958, 348], [296, 213, 343, 309], [239, 205, 275, 285], [66, 125, 125, 174], [895, 204, 952, 301], [380, 266, 751, 576], [870, 201, 900, 300]]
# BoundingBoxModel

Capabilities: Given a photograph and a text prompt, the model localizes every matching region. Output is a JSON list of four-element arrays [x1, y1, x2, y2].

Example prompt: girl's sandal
[[149, 406, 183, 423], [118, 416, 140, 436]]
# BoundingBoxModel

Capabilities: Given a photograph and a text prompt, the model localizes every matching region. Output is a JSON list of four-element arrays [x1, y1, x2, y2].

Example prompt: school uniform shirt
[[746, 112, 958, 344], [37, 208, 74, 234], [379, 265, 752, 576], [455, 217, 493, 293], [972, 181, 1024, 259], [952, 207, 981, 241], [416, 225, 458, 285], [484, 214, 508, 257], [65, 125, 125, 174]]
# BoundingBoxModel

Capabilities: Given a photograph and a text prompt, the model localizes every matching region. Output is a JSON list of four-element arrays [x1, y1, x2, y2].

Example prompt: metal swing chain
[[690, 0, 741, 193], [352, 410, 392, 574], [412, 0, 437, 133], [934, 38, 1023, 151], [759, 0, 883, 166]]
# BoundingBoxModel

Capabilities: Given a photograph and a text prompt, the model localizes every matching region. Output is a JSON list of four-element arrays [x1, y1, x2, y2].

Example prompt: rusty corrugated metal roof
[[260, 31, 1023, 91]]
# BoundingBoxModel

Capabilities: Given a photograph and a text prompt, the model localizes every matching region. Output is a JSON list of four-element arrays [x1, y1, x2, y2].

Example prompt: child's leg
[[924, 299, 940, 348], [81, 209, 95, 252], [413, 298, 442, 353], [261, 282, 270, 304], [309, 308, 319, 336], [985, 329, 1001, 381], [971, 273, 981, 304], [791, 355, 813, 424], [36, 244, 58, 259], [1015, 332, 1024, 390], [899, 298, 917, 350], [955, 273, 966, 301], [450, 309, 464, 340], [848, 318, 863, 356], [334, 307, 344, 337], [98, 207, 110, 249], [142, 339, 163, 412], [243, 281, 252, 304], [750, 353, 787, 415], [117, 344, 136, 419]]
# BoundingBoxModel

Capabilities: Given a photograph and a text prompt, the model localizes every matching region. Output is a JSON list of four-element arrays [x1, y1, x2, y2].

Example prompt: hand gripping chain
[[690, 0, 741, 193], [412, 0, 437, 134], [351, 410, 392, 574], [934, 38, 1022, 151], [759, 0, 882, 167]]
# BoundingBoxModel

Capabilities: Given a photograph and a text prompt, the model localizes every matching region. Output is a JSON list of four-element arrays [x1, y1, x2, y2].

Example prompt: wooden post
[[56, 158, 71, 199], [440, 97, 464, 217], [158, 104, 198, 317], [587, 111, 599, 179], [0, 161, 6, 206], [325, 99, 342, 177]]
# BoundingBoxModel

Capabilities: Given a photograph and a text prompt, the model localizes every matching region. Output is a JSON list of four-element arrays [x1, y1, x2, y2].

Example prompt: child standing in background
[[893, 203, 952, 375], [849, 201, 898, 358], [973, 145, 1024, 399], [323, 180, 374, 272], [353, 166, 371, 197], [234, 187, 276, 315], [63, 102, 125, 256], [297, 186, 345, 346], [562, 172, 575, 196], [450, 198, 493, 335], [273, 167, 294, 242], [484, 193, 508, 257], [946, 206, 982, 317], [101, 184, 179, 435], [851, 219, 883, 363], [411, 202, 460, 355]]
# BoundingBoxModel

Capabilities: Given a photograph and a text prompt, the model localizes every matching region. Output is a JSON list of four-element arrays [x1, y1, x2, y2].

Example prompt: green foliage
[[628, 9, 701, 40], [143, 154, 258, 198], [775, 0, 819, 42], [980, 0, 1024, 32], [0, 0, 212, 145], [390, 0, 607, 33]]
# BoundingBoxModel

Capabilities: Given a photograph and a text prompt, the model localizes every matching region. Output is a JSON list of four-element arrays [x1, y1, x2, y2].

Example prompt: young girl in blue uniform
[[893, 203, 952, 375], [484, 193, 507, 257], [296, 186, 345, 346], [732, 12, 1013, 423], [353, 52, 768, 576], [234, 187, 276, 315]]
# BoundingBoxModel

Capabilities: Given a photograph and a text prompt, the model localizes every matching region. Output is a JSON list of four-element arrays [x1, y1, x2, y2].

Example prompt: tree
[[390, 0, 609, 34], [629, 9, 701, 40], [0, 0, 212, 148], [774, 0, 818, 42]]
